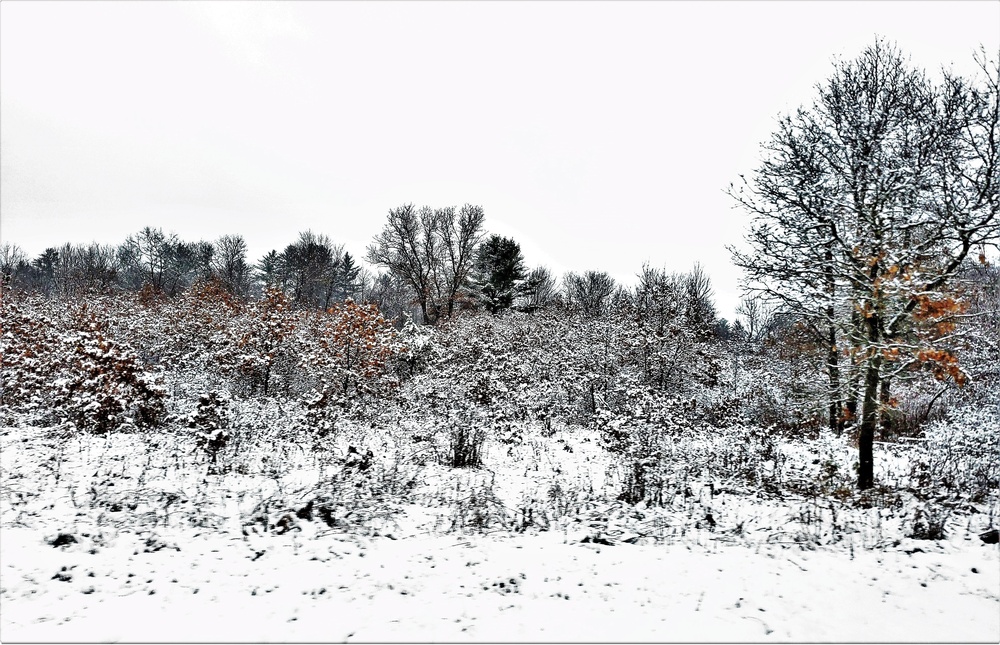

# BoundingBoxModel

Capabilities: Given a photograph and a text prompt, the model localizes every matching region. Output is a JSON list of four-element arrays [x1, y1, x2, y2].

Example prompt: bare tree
[[519, 266, 559, 311], [731, 41, 1000, 488], [49, 243, 117, 297], [212, 234, 252, 298], [367, 203, 485, 324], [632, 264, 720, 390], [367, 270, 416, 326], [0, 243, 30, 293], [735, 295, 775, 344], [76, 243, 119, 293], [437, 204, 486, 318], [563, 270, 616, 315], [684, 262, 718, 336], [119, 227, 171, 292], [276, 231, 344, 309]]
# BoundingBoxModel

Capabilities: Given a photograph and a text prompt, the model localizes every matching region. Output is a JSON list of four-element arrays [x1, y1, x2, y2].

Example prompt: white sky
[[2, 1, 997, 319]]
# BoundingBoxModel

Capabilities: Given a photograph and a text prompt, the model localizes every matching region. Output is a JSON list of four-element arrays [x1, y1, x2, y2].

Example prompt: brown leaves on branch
[[0, 298, 166, 432], [915, 348, 966, 385]]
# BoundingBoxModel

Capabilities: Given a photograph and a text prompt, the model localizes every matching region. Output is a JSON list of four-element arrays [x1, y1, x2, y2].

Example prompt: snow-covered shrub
[[244, 443, 418, 537], [1, 298, 166, 432], [618, 455, 667, 505], [298, 299, 400, 398], [55, 309, 167, 433], [444, 474, 509, 533], [296, 385, 341, 437], [699, 348, 824, 433], [187, 390, 231, 467], [0, 298, 56, 421], [162, 279, 243, 369], [611, 424, 791, 506], [445, 412, 487, 469], [595, 387, 693, 454], [714, 425, 785, 487], [911, 405, 1000, 502], [214, 287, 300, 397], [886, 379, 955, 439], [908, 502, 950, 540], [395, 314, 437, 377]]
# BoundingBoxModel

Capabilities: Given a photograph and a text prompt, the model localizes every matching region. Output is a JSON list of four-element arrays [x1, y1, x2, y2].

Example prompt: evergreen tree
[[332, 252, 362, 302], [255, 250, 281, 288], [470, 234, 527, 314], [32, 248, 59, 296]]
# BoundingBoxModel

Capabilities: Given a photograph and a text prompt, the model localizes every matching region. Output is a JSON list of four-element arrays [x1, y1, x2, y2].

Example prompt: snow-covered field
[[4, 524, 998, 642], [3, 422, 998, 643]]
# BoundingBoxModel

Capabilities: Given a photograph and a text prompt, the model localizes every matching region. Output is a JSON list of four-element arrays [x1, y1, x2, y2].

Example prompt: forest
[[1, 40, 999, 641]]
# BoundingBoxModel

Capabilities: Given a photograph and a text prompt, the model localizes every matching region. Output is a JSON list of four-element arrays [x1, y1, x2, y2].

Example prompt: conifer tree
[[470, 234, 527, 314]]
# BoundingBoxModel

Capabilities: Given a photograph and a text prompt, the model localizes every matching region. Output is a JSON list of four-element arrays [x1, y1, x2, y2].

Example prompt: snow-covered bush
[[443, 473, 509, 533], [243, 444, 418, 538], [612, 423, 791, 506], [298, 299, 400, 398], [214, 287, 300, 397], [908, 502, 950, 540], [912, 405, 1000, 502], [395, 314, 437, 378], [446, 414, 487, 469], [697, 345, 825, 433], [1, 298, 166, 432], [187, 390, 231, 467], [595, 387, 694, 454]]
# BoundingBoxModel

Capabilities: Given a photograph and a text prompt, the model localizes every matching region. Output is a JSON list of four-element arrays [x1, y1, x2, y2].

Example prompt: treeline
[[0, 212, 735, 337], [1, 229, 364, 309]]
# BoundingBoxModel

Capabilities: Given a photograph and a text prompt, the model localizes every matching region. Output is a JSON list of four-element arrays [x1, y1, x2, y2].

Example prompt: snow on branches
[[0, 298, 166, 432]]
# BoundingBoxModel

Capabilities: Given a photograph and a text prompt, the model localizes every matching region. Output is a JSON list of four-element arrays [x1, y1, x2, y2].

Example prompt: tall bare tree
[[519, 266, 559, 311], [0, 243, 30, 294], [563, 270, 616, 316], [277, 231, 343, 309], [212, 234, 252, 299], [367, 203, 485, 324], [732, 41, 1000, 488]]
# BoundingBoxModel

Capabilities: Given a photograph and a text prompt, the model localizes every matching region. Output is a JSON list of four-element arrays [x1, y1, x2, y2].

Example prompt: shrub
[[1, 299, 166, 432], [442, 409, 487, 469], [909, 502, 950, 540], [911, 405, 1000, 502], [187, 390, 231, 467], [446, 475, 509, 533], [299, 299, 400, 398]]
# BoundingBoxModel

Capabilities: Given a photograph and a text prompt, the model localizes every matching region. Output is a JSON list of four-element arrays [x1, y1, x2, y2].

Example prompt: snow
[[2, 527, 997, 642], [2, 425, 998, 643]]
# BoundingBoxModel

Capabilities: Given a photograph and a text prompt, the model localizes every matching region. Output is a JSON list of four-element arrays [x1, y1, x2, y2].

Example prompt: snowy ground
[[2, 425, 998, 642], [3, 526, 997, 642]]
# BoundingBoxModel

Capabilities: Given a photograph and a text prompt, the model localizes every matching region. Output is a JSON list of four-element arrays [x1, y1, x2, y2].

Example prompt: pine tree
[[470, 235, 527, 314], [255, 250, 281, 288], [332, 252, 362, 302]]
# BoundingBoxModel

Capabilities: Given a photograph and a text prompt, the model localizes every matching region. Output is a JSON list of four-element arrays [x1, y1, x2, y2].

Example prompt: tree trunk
[[826, 321, 842, 434], [857, 356, 881, 490], [824, 237, 842, 434]]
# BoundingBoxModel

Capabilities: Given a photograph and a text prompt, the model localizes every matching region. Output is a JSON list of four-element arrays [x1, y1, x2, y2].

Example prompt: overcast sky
[[2, 1, 997, 318]]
